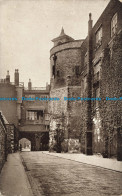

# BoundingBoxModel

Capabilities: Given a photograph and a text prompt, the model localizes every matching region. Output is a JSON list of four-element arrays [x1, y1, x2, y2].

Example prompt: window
[[94, 61, 101, 84], [26, 111, 35, 120], [94, 87, 100, 108], [57, 70, 60, 77], [57, 41, 62, 45], [84, 76, 87, 90], [95, 87, 100, 98], [37, 111, 43, 120], [26, 110, 43, 121], [45, 114, 50, 121], [52, 65, 55, 77], [84, 64, 87, 76], [94, 71, 100, 83], [111, 13, 117, 37], [96, 26, 102, 45]]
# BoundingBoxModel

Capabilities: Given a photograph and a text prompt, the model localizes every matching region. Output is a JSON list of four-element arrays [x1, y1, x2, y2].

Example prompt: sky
[[0, 0, 110, 87]]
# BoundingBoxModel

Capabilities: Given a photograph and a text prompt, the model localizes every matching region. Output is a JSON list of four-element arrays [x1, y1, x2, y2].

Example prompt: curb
[[42, 152, 122, 173], [19, 153, 34, 196], [20, 153, 44, 196]]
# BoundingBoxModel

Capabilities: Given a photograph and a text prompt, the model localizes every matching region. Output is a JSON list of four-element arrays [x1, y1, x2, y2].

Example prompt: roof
[[52, 27, 74, 43]]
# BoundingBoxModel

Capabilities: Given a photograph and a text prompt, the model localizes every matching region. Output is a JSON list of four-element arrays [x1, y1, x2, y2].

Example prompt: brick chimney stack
[[6, 70, 10, 83], [14, 69, 19, 86], [28, 79, 32, 90], [85, 13, 93, 155], [88, 13, 93, 34]]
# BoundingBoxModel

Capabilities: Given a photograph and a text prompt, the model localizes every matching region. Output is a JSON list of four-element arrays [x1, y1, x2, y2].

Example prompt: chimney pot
[[6, 70, 10, 83], [89, 13, 92, 20], [28, 79, 32, 90]]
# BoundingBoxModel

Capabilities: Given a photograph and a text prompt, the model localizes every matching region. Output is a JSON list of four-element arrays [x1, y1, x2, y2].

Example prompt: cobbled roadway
[[20, 152, 122, 196]]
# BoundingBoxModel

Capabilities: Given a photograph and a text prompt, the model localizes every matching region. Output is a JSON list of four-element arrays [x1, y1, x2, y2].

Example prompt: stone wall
[[0, 83, 18, 126], [6, 124, 16, 153], [49, 85, 82, 152], [50, 41, 83, 89], [0, 113, 7, 172]]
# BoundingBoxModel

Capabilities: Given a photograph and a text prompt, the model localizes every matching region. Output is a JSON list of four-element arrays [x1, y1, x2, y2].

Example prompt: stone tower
[[49, 28, 84, 152]]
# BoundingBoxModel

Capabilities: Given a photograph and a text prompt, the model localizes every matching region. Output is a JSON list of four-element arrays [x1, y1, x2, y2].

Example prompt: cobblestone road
[[21, 152, 122, 196]]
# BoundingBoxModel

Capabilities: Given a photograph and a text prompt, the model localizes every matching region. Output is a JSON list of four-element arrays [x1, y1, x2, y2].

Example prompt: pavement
[[0, 152, 33, 196], [21, 152, 122, 196], [43, 151, 122, 172], [0, 151, 122, 196]]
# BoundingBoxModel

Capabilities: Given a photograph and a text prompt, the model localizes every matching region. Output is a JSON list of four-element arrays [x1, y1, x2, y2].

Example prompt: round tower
[[50, 28, 84, 89]]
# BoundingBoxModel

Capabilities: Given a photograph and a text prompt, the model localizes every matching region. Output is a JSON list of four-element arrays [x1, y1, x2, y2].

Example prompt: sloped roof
[[52, 27, 74, 43]]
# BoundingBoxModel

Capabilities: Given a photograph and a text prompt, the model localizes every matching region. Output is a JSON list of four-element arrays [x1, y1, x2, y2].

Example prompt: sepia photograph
[[0, 0, 122, 195]]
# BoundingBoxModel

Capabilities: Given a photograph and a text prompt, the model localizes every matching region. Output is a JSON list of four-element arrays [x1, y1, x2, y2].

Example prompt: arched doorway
[[19, 138, 31, 151], [18, 131, 49, 151]]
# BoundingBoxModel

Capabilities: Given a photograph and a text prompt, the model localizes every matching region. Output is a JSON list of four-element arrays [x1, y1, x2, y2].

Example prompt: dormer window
[[111, 13, 117, 37], [95, 26, 102, 48], [57, 41, 63, 46]]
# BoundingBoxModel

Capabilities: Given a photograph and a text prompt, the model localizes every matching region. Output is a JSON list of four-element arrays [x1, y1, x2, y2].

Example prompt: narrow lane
[[21, 152, 122, 196]]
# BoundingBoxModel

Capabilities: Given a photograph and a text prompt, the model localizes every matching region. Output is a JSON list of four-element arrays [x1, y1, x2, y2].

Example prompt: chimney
[[87, 13, 93, 72], [28, 79, 32, 90], [6, 70, 10, 83], [88, 13, 93, 35], [14, 69, 19, 86], [85, 13, 93, 155]]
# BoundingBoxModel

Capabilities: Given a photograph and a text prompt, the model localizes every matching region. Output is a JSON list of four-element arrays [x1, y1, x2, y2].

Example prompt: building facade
[[0, 0, 121, 160], [49, 0, 122, 159], [80, 0, 122, 160], [19, 79, 50, 151], [0, 70, 50, 151]]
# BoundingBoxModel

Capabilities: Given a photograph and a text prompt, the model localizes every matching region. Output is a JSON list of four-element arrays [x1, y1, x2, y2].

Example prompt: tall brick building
[[80, 0, 122, 160], [49, 0, 122, 159]]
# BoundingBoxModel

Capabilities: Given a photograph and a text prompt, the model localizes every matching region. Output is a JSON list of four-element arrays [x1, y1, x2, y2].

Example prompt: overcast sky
[[0, 0, 110, 87]]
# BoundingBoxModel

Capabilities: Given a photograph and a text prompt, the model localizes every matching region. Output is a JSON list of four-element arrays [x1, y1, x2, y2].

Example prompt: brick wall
[[99, 31, 122, 158]]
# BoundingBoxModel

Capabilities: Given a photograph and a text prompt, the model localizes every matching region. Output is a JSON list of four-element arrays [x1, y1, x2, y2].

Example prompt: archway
[[18, 131, 49, 151], [19, 138, 31, 151]]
